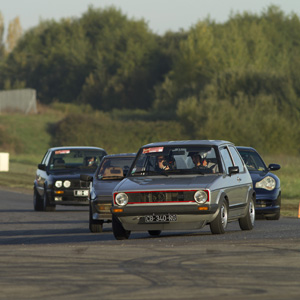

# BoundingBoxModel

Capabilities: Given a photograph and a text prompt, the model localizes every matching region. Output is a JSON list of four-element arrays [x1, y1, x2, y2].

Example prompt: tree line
[[1, 5, 300, 154]]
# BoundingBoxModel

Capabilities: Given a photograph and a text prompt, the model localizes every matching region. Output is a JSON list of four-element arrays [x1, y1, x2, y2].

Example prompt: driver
[[86, 156, 96, 167], [157, 155, 170, 170]]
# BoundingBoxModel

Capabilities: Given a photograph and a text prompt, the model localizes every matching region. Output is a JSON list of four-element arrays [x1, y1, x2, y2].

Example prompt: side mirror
[[228, 166, 239, 176], [38, 163, 46, 171], [268, 164, 280, 171], [80, 174, 93, 182]]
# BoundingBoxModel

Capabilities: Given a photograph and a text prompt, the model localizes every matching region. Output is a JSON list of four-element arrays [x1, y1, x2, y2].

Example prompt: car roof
[[236, 146, 257, 152], [141, 140, 234, 148], [48, 146, 106, 152], [102, 153, 136, 159]]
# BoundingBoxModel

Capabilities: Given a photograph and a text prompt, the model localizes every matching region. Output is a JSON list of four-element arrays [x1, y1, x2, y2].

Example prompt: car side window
[[219, 147, 233, 174], [229, 146, 245, 172]]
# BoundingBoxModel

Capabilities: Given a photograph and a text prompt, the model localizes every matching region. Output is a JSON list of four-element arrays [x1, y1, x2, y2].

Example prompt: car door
[[219, 145, 250, 218]]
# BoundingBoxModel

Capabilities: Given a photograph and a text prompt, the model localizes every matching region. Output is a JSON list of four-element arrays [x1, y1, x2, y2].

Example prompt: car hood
[[51, 169, 95, 180], [249, 171, 272, 184], [114, 175, 218, 192], [249, 171, 280, 189], [93, 179, 123, 196]]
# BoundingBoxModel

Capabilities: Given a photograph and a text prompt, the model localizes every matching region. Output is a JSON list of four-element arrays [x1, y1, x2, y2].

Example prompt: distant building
[[0, 89, 37, 114]]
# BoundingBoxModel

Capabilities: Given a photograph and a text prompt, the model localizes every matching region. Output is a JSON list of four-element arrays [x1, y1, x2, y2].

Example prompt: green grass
[[0, 109, 64, 155], [0, 160, 36, 191]]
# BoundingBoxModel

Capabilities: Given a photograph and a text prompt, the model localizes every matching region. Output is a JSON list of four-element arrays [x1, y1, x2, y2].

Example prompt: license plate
[[74, 190, 89, 197], [144, 214, 177, 223]]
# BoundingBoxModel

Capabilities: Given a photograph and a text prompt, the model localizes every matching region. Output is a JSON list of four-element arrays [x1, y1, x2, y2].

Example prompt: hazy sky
[[1, 0, 300, 35]]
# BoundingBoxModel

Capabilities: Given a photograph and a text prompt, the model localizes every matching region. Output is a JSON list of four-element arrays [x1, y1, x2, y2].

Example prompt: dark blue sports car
[[237, 146, 281, 220]]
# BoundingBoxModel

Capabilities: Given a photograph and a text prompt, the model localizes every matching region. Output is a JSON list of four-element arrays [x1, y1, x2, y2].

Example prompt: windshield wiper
[[131, 170, 168, 176], [64, 165, 81, 169], [101, 175, 124, 180]]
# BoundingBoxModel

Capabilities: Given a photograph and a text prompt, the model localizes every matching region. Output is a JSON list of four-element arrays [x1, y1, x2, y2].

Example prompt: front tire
[[89, 203, 103, 233], [210, 198, 228, 234], [33, 188, 43, 211], [43, 188, 55, 212], [266, 196, 281, 220], [148, 230, 161, 236], [112, 215, 130, 240], [239, 196, 255, 230]]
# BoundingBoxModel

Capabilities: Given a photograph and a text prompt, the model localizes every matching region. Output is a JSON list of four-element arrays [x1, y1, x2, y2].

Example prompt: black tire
[[148, 230, 161, 236], [33, 188, 43, 211], [239, 196, 255, 230], [266, 211, 280, 220], [89, 203, 103, 233], [266, 196, 281, 220], [112, 215, 130, 240], [210, 198, 228, 234], [43, 188, 55, 212]]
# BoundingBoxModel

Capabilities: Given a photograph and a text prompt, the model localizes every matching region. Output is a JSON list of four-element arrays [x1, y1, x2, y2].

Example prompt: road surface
[[0, 189, 300, 300]]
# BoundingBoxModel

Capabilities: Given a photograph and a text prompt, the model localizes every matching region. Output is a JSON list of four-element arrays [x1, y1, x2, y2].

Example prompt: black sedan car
[[80, 153, 136, 233], [237, 146, 281, 220], [33, 146, 107, 211]]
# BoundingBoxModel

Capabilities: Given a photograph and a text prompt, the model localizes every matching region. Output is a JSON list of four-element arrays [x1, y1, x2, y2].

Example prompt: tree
[[6, 16, 22, 53], [0, 12, 4, 58], [78, 6, 161, 110]]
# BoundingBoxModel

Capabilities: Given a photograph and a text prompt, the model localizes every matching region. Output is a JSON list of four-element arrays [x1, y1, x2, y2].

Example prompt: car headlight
[[255, 176, 276, 191], [63, 180, 71, 188], [194, 190, 208, 204], [115, 193, 128, 206], [55, 181, 62, 188]]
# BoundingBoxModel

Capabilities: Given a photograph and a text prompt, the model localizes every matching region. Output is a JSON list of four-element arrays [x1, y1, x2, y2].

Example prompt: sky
[[1, 0, 300, 36]]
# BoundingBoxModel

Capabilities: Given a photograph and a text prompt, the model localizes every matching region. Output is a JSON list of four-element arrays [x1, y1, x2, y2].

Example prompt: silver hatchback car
[[111, 140, 255, 239]]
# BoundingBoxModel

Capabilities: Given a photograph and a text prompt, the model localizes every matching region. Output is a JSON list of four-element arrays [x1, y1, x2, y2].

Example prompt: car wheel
[[89, 203, 103, 233], [148, 230, 161, 236], [266, 211, 280, 220], [112, 215, 130, 240], [33, 188, 43, 211], [210, 198, 228, 234], [266, 196, 281, 220], [239, 196, 255, 230], [43, 188, 55, 212]]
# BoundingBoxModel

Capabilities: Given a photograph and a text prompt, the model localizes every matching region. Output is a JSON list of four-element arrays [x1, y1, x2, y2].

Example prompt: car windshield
[[97, 157, 135, 180], [238, 150, 267, 172], [130, 146, 220, 176], [49, 149, 106, 171]]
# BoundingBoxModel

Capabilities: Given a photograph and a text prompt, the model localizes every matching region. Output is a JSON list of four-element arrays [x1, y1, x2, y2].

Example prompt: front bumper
[[255, 194, 281, 216], [91, 201, 112, 221], [111, 204, 219, 231], [48, 189, 89, 206]]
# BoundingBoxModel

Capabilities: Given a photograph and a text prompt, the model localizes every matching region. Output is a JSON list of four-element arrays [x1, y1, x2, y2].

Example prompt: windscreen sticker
[[55, 150, 70, 155], [143, 147, 164, 154]]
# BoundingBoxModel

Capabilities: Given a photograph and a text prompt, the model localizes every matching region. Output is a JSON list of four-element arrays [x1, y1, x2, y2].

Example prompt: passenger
[[156, 155, 170, 171]]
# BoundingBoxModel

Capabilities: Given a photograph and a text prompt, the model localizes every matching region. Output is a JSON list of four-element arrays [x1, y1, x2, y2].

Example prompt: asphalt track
[[0, 189, 300, 300]]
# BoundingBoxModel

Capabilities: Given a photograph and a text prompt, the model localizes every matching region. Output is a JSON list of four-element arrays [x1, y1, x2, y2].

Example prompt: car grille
[[256, 199, 275, 207], [74, 179, 89, 188], [126, 191, 196, 204]]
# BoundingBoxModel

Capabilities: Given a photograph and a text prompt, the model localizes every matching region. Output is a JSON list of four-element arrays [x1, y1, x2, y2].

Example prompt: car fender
[[210, 190, 228, 220], [242, 187, 256, 217]]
